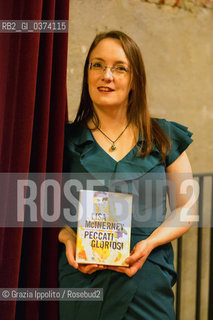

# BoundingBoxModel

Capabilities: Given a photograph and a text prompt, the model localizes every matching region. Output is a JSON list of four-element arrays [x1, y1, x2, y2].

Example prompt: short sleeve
[[156, 119, 193, 167]]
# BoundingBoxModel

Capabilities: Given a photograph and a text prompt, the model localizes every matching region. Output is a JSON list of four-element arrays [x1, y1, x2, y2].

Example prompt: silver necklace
[[92, 119, 129, 151]]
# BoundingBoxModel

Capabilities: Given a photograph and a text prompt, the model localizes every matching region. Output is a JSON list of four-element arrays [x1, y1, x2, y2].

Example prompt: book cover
[[76, 190, 132, 266]]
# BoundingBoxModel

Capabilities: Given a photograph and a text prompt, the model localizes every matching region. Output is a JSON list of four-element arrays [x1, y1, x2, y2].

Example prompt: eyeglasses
[[89, 61, 130, 77]]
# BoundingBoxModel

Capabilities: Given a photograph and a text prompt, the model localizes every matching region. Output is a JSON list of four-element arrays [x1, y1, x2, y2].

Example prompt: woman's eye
[[116, 66, 127, 72], [93, 62, 102, 68]]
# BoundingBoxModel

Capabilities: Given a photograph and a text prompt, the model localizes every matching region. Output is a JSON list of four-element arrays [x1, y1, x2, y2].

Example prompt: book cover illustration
[[76, 190, 132, 266]]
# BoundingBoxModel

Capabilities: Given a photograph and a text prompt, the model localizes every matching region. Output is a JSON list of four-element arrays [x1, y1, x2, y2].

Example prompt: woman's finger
[[78, 264, 106, 274], [125, 241, 151, 265], [107, 265, 136, 277], [108, 255, 147, 277], [125, 247, 145, 265], [66, 241, 78, 269], [107, 266, 127, 273], [78, 266, 97, 274]]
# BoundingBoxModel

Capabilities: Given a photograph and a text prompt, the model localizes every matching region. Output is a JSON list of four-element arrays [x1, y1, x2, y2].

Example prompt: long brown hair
[[74, 30, 170, 161]]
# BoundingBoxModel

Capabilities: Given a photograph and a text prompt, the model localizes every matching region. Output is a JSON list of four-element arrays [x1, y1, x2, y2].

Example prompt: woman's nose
[[102, 67, 113, 80]]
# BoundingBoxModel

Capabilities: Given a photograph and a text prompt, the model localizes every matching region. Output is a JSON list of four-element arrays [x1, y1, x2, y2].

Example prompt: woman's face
[[88, 38, 132, 112]]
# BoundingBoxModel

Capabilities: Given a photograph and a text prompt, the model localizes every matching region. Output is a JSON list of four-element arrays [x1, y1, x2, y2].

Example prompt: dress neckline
[[89, 129, 140, 164]]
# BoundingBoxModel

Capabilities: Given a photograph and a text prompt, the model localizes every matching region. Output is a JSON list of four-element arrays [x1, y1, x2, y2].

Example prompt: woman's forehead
[[89, 38, 129, 64]]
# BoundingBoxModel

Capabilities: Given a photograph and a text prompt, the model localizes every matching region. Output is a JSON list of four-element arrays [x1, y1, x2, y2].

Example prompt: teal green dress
[[59, 118, 193, 320]]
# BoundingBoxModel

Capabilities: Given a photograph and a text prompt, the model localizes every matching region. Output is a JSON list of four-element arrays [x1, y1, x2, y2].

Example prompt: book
[[76, 190, 133, 266]]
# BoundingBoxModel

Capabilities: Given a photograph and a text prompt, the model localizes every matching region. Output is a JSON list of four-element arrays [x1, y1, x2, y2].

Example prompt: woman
[[58, 30, 196, 320]]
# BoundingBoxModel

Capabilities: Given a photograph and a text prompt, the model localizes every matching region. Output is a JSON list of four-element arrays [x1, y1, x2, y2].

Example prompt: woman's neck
[[91, 105, 128, 132]]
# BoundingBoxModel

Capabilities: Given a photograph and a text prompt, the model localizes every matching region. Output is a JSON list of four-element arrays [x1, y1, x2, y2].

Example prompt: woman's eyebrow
[[90, 57, 104, 61], [90, 57, 128, 64]]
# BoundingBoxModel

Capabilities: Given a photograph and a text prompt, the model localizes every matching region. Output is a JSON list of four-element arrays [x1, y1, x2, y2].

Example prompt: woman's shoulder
[[152, 118, 193, 141], [64, 121, 93, 146], [152, 117, 181, 130], [152, 118, 193, 166], [64, 121, 85, 139], [65, 121, 80, 132]]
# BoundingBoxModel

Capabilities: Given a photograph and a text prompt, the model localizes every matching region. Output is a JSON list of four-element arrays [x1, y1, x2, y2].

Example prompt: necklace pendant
[[111, 144, 116, 151]]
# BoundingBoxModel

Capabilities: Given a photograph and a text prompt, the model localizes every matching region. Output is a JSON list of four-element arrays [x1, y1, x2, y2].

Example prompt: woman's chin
[[93, 100, 128, 110]]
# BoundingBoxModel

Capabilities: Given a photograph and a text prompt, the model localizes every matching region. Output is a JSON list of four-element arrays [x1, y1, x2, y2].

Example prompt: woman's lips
[[97, 86, 115, 92]]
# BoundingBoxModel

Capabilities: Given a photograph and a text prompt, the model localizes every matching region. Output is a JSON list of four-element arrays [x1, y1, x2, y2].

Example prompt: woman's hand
[[59, 226, 106, 274], [66, 238, 106, 274], [107, 239, 154, 277], [78, 263, 106, 274]]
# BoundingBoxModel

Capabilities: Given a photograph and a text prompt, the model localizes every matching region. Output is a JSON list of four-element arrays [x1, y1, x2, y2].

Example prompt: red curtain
[[0, 1, 69, 319]]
